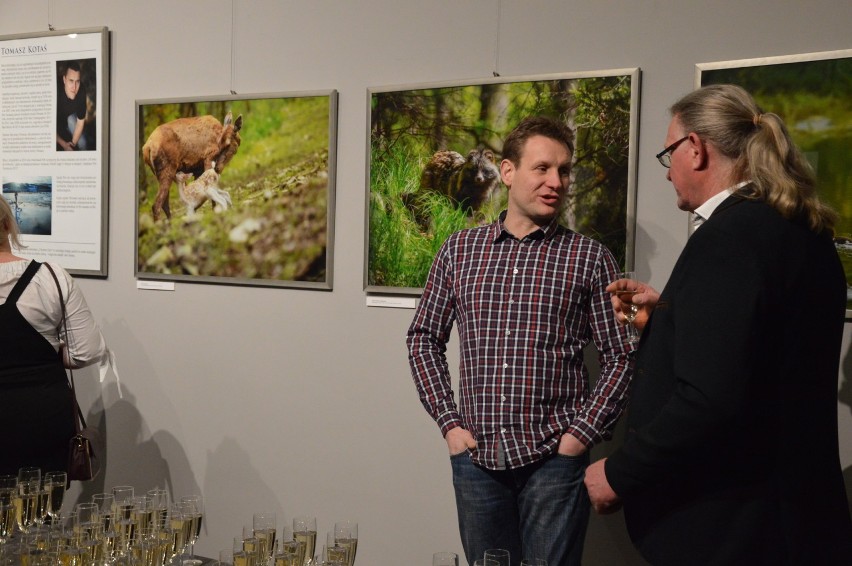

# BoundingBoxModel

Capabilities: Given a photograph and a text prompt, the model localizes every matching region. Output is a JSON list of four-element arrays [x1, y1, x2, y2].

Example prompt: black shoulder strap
[[5, 260, 42, 305]]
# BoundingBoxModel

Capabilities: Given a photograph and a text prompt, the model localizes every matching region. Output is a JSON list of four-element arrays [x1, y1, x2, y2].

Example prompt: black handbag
[[45, 263, 102, 481]]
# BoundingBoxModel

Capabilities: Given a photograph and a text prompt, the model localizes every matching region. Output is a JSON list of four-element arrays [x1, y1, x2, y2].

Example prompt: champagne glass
[[333, 521, 357, 566], [473, 560, 499, 566], [324, 531, 348, 565], [279, 526, 300, 561], [0, 502, 13, 545], [292, 516, 316, 565], [484, 548, 510, 566], [92, 493, 115, 530], [147, 488, 170, 531], [234, 534, 257, 566], [0, 476, 15, 544], [168, 504, 191, 565], [181, 495, 204, 565], [253, 512, 277, 565], [274, 542, 300, 566], [34, 480, 52, 526], [14, 479, 41, 534], [112, 485, 135, 521], [433, 551, 459, 566], [112, 488, 136, 559], [93, 493, 118, 565], [43, 472, 67, 524], [17, 467, 41, 485], [74, 501, 103, 564], [615, 271, 640, 344]]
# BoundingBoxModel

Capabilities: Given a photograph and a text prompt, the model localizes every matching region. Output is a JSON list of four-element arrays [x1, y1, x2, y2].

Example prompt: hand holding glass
[[615, 271, 640, 344]]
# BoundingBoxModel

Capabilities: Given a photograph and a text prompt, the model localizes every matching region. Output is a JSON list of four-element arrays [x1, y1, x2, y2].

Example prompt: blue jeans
[[64, 114, 88, 150], [451, 451, 590, 566]]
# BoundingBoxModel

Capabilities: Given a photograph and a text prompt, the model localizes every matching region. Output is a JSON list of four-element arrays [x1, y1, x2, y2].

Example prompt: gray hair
[[671, 84, 836, 234]]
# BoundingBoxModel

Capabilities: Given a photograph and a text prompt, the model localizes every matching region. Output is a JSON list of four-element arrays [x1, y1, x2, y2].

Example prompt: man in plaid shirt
[[407, 117, 634, 566]]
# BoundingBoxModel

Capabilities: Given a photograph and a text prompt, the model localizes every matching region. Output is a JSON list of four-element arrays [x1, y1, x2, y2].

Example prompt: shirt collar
[[692, 180, 750, 229], [494, 211, 558, 242]]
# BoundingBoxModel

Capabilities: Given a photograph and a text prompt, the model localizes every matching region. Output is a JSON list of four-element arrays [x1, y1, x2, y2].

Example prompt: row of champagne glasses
[[220, 514, 356, 566], [432, 548, 546, 566], [0, 467, 67, 542], [33, 484, 203, 566]]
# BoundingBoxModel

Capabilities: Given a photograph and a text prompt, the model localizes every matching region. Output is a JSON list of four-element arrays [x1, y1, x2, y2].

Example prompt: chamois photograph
[[366, 70, 640, 293], [135, 91, 338, 289]]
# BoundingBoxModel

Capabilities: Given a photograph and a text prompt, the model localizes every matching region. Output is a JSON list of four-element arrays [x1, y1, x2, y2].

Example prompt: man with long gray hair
[[585, 84, 852, 565]]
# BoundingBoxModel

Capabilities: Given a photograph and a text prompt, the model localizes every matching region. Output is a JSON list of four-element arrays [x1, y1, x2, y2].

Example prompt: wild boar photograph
[[367, 71, 639, 292], [136, 92, 337, 288]]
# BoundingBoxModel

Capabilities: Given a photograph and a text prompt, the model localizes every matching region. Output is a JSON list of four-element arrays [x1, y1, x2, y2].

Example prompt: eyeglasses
[[655, 135, 689, 168]]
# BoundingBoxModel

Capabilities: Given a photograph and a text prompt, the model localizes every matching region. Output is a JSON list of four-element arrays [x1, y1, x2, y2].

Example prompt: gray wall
[[1, 1, 849, 564]]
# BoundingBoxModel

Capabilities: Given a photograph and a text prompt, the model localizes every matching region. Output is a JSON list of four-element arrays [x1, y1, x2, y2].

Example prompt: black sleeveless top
[[0, 260, 75, 475]]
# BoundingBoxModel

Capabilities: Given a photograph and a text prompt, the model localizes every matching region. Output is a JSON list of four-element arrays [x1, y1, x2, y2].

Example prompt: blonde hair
[[0, 195, 25, 249], [671, 84, 836, 234]]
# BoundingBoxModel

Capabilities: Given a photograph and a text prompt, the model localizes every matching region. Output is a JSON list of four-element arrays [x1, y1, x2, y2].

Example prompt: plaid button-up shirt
[[407, 215, 634, 470]]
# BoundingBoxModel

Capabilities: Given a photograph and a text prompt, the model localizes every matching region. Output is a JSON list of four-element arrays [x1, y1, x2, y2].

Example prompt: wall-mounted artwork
[[0, 27, 110, 276], [698, 49, 852, 316], [365, 69, 641, 294], [135, 91, 338, 289]]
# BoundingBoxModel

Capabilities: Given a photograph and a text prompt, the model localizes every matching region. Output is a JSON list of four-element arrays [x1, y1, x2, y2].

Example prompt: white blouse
[[0, 259, 106, 368]]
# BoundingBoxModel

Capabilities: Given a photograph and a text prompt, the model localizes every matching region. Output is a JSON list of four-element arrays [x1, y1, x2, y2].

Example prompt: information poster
[[0, 27, 109, 276]]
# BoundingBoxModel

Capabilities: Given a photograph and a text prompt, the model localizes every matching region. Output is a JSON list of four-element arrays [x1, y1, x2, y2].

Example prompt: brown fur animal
[[142, 112, 243, 220], [420, 148, 500, 212], [174, 164, 232, 216]]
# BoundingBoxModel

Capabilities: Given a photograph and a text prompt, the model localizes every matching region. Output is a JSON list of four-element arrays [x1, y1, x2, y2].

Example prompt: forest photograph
[[136, 92, 337, 289], [700, 52, 852, 311], [366, 70, 639, 292]]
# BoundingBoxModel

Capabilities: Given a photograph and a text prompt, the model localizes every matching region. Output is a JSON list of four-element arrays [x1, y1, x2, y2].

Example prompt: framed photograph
[[697, 49, 852, 317], [135, 90, 338, 290], [365, 69, 641, 294], [0, 27, 110, 276]]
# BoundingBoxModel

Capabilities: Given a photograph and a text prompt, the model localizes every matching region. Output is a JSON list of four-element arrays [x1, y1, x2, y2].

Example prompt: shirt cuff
[[437, 412, 462, 437]]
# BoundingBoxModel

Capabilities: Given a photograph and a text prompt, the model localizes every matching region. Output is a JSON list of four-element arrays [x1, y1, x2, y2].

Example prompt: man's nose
[[546, 170, 563, 188]]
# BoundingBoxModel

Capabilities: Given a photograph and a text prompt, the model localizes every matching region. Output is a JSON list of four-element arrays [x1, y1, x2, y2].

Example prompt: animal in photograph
[[142, 112, 242, 220], [368, 72, 639, 291], [2, 177, 53, 236], [175, 165, 232, 216], [136, 94, 337, 287]]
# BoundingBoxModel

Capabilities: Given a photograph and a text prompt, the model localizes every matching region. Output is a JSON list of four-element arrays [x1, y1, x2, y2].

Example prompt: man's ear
[[688, 133, 710, 171], [500, 159, 515, 188]]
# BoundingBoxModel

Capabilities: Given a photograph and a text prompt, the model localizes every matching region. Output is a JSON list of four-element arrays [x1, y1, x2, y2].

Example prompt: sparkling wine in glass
[[334, 521, 358, 566], [615, 271, 640, 344], [43, 471, 67, 524], [181, 495, 204, 565], [147, 487, 170, 531], [14, 479, 40, 534], [324, 531, 348, 566], [292, 516, 316, 565]]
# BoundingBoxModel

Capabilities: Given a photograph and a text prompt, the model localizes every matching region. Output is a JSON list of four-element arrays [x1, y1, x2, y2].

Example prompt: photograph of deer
[[136, 91, 338, 289], [365, 70, 641, 293]]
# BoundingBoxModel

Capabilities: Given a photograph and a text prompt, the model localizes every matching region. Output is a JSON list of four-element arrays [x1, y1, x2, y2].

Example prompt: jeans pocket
[[449, 449, 470, 460], [554, 452, 590, 472]]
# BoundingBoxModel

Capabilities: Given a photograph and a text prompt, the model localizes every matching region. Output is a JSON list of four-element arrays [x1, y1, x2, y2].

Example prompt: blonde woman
[[0, 195, 106, 475]]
